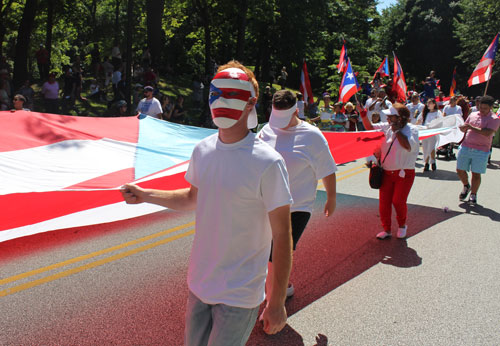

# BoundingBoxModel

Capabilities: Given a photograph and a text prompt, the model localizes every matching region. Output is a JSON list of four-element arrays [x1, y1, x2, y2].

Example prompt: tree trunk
[[125, 0, 134, 114], [45, 0, 54, 72], [13, 0, 38, 89], [146, 0, 165, 72], [0, 0, 15, 57], [114, 0, 120, 44], [235, 0, 248, 61]]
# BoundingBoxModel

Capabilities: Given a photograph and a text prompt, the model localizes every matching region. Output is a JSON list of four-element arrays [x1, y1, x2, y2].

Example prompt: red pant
[[379, 169, 415, 231]]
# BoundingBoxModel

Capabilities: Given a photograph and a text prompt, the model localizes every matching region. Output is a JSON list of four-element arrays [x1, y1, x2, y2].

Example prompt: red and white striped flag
[[337, 41, 348, 74], [468, 33, 499, 86], [393, 53, 407, 102], [300, 60, 314, 104]]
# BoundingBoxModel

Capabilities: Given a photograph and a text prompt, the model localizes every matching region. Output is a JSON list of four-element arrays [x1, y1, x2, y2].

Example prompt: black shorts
[[269, 211, 311, 262]]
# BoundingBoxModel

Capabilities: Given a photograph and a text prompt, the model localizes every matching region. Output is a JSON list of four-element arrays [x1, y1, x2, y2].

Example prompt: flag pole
[[483, 78, 490, 96]]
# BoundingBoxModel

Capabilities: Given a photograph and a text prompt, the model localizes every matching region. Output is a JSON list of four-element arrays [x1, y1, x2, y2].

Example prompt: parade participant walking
[[121, 61, 293, 345], [456, 95, 500, 206], [406, 92, 424, 125], [358, 102, 419, 239], [416, 98, 443, 171], [136, 85, 163, 119], [259, 89, 337, 298]]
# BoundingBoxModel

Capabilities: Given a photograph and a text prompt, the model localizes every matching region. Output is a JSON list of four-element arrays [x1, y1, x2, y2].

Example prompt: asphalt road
[[1, 148, 499, 346]]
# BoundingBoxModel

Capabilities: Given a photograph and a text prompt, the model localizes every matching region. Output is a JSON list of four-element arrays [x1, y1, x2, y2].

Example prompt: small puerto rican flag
[[339, 58, 360, 103]]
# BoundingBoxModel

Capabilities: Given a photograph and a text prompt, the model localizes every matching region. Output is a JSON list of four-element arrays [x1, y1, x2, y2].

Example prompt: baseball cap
[[117, 100, 127, 107], [269, 103, 297, 129], [381, 106, 399, 117]]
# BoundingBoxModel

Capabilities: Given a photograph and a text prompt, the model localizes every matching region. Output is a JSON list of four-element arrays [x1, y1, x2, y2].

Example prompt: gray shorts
[[184, 290, 260, 346]]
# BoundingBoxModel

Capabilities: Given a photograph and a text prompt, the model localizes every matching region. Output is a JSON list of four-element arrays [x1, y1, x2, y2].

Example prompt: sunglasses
[[13, 98, 22, 101]]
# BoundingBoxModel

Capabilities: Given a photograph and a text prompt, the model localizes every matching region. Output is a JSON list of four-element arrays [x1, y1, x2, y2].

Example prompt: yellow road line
[[337, 167, 369, 182], [0, 229, 195, 298], [0, 221, 195, 286], [336, 164, 366, 177], [317, 165, 368, 189]]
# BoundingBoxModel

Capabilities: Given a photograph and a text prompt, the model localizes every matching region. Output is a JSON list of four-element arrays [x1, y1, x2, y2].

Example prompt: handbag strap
[[379, 131, 398, 165]]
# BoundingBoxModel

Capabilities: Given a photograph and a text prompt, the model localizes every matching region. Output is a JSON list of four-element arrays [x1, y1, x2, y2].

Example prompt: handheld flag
[[393, 53, 407, 102], [449, 67, 457, 96], [337, 41, 348, 74], [339, 58, 360, 103], [468, 33, 499, 86], [373, 56, 390, 80], [300, 60, 314, 104]]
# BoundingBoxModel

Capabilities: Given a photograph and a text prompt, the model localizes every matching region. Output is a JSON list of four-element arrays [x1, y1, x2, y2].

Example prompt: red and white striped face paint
[[209, 68, 257, 129]]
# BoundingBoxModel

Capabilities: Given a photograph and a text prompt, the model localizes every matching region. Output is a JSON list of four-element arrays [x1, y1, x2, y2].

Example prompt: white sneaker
[[376, 231, 391, 239], [286, 284, 295, 297], [397, 225, 407, 239]]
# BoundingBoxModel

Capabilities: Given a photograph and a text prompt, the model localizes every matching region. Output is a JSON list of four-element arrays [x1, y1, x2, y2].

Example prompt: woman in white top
[[416, 98, 443, 171], [358, 102, 419, 239]]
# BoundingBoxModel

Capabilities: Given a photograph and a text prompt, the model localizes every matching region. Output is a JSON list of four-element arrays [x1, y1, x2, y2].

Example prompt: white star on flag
[[347, 72, 354, 80]]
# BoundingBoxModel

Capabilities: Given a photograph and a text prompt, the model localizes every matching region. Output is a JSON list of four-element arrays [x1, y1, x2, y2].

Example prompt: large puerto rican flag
[[468, 33, 499, 86], [1, 111, 464, 243], [300, 60, 314, 104], [0, 111, 215, 243], [339, 58, 360, 103]]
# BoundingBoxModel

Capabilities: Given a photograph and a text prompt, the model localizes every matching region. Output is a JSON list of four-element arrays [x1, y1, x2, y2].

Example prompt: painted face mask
[[209, 68, 258, 129]]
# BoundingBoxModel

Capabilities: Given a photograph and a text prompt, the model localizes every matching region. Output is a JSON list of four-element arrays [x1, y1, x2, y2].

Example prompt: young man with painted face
[[259, 90, 337, 298], [121, 61, 293, 345]]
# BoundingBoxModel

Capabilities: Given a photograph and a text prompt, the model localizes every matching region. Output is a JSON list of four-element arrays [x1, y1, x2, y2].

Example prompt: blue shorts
[[456, 145, 489, 174]]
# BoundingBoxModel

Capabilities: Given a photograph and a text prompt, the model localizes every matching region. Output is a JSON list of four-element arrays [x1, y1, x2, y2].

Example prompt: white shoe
[[397, 225, 407, 239], [286, 284, 295, 297], [376, 231, 391, 239]]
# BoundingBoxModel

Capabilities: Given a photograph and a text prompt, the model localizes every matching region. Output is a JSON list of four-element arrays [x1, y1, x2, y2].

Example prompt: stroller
[[436, 143, 456, 160]]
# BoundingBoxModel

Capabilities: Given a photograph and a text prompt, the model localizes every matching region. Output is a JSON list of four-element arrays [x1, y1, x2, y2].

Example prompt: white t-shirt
[[259, 121, 337, 213], [137, 97, 163, 118], [185, 132, 292, 308], [297, 100, 305, 119], [406, 102, 424, 124], [111, 70, 121, 85], [443, 105, 463, 117], [372, 123, 419, 171], [417, 110, 443, 127], [364, 97, 376, 121]]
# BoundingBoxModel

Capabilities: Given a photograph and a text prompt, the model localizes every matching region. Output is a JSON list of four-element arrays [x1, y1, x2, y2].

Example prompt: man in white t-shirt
[[406, 92, 424, 124], [368, 89, 392, 122], [136, 86, 163, 119], [121, 61, 293, 345], [443, 96, 463, 117], [259, 90, 337, 298]]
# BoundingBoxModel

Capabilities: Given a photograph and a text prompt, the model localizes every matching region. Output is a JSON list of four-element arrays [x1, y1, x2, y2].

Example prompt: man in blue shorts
[[456, 95, 500, 205]]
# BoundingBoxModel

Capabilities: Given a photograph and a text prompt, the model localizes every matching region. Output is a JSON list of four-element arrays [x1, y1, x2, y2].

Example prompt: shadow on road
[[248, 191, 461, 345]]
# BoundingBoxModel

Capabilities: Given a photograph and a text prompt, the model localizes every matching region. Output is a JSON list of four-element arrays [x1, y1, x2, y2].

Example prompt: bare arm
[[394, 131, 411, 150], [459, 123, 496, 137], [261, 204, 292, 335], [121, 184, 198, 211], [322, 173, 336, 217]]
